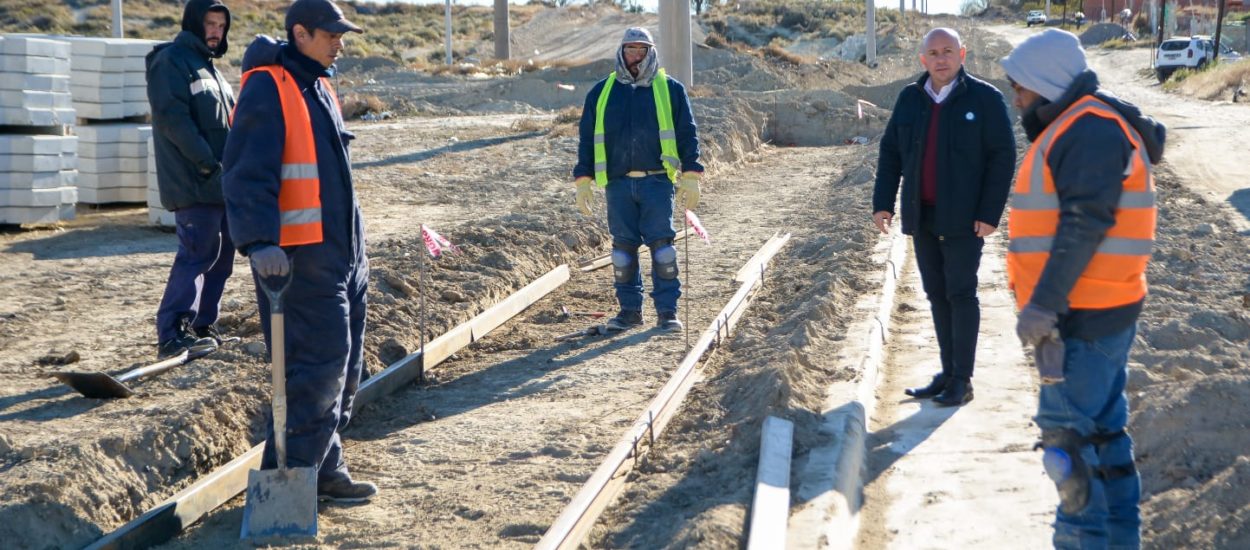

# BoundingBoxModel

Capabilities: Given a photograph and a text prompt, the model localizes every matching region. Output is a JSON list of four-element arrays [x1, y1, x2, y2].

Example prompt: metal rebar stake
[[684, 225, 690, 351], [419, 252, 428, 384]]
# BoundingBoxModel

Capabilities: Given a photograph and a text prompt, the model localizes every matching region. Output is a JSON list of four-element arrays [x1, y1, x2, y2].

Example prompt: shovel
[[52, 347, 214, 399], [241, 264, 318, 540]]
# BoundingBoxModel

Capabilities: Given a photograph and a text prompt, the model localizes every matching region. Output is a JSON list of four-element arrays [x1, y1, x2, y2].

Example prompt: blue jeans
[[604, 174, 680, 314], [156, 204, 235, 342], [1036, 324, 1141, 550]]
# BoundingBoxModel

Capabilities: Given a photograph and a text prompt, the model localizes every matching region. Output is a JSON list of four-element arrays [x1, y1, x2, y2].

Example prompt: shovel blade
[[240, 467, 319, 540], [52, 372, 134, 399]]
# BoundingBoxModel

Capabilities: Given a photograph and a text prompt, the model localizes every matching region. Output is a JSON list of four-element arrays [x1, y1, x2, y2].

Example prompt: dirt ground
[[0, 10, 1248, 550]]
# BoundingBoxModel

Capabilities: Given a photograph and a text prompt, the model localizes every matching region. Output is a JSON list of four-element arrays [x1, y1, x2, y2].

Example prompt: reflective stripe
[[594, 162, 607, 171], [281, 163, 319, 180], [658, 129, 676, 140], [1118, 190, 1156, 208], [594, 134, 605, 144], [190, 78, 220, 96], [1009, 236, 1153, 255], [1011, 193, 1059, 210], [281, 208, 322, 226], [661, 155, 681, 167], [1098, 237, 1153, 255]]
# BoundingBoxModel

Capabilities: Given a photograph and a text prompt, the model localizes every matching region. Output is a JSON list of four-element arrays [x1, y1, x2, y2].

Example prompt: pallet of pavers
[[146, 135, 174, 226], [0, 134, 78, 224], [75, 122, 151, 204], [0, 36, 75, 128], [59, 37, 159, 121]]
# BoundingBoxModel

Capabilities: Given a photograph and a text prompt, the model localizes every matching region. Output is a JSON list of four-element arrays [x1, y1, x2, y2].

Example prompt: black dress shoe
[[904, 373, 948, 399], [933, 378, 974, 407]]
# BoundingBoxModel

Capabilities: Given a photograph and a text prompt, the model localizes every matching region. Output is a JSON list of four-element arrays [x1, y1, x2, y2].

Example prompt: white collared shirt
[[925, 79, 955, 104]]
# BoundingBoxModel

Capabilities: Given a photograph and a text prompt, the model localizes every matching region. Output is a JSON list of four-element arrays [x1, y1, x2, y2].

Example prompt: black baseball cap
[[285, 0, 363, 34]]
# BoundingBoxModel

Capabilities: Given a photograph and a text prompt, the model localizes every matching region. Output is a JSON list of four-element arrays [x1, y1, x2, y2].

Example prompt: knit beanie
[[1001, 29, 1088, 102]]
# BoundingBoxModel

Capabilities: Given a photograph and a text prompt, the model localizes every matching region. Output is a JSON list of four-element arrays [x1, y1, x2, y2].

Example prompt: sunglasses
[[623, 45, 650, 54]]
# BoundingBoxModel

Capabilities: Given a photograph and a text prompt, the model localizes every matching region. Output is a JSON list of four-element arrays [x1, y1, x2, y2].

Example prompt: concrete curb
[[789, 226, 909, 549]]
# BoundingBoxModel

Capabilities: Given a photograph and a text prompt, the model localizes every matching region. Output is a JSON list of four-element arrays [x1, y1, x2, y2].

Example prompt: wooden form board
[[88, 265, 570, 550], [537, 235, 791, 550], [747, 415, 794, 550]]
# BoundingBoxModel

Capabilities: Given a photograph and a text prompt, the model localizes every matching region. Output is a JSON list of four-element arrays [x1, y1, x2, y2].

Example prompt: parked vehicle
[[1156, 36, 1215, 82], [1026, 10, 1047, 27]]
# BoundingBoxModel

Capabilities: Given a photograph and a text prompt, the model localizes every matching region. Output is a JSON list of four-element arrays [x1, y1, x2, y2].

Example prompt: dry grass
[[1101, 38, 1152, 50], [1171, 61, 1250, 101], [510, 117, 549, 133], [340, 94, 388, 118], [554, 106, 581, 125], [762, 42, 813, 66]]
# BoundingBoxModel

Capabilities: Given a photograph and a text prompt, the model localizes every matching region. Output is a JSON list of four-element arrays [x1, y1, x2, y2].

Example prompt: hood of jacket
[[1022, 70, 1166, 163], [242, 35, 333, 84], [181, 0, 231, 58]]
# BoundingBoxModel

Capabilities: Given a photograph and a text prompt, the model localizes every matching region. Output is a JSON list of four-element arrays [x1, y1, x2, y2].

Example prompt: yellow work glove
[[675, 172, 701, 211], [574, 177, 594, 216]]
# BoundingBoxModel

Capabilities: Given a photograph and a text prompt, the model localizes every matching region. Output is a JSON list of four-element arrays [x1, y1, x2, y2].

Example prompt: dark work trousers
[[256, 249, 368, 485], [155, 204, 235, 343], [911, 206, 984, 381]]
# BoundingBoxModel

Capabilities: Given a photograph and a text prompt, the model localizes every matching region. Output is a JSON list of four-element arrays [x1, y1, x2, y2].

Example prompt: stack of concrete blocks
[[62, 37, 160, 205], [0, 36, 78, 224], [146, 135, 174, 226], [76, 123, 152, 204], [61, 37, 159, 121]]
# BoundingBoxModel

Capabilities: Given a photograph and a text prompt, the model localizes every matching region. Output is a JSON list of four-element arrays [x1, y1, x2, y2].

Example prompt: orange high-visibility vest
[[237, 66, 342, 246], [1007, 95, 1157, 310]]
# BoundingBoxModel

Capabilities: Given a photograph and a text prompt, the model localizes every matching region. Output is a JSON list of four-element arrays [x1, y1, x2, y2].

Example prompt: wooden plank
[[470, 265, 569, 340], [734, 232, 790, 283], [578, 228, 691, 272], [747, 416, 794, 550], [537, 235, 790, 550], [88, 265, 571, 550], [86, 447, 262, 550]]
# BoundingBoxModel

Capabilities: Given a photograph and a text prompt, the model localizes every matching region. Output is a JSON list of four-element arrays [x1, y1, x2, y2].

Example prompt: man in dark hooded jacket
[[146, 0, 236, 358], [222, 0, 374, 503]]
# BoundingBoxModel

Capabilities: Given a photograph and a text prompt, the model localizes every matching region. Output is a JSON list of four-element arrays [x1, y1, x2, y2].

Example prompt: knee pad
[[611, 247, 639, 285], [1040, 428, 1093, 515], [650, 241, 678, 280]]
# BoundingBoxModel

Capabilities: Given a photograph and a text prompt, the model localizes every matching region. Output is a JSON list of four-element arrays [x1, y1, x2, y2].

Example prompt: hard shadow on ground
[[354, 132, 543, 169]]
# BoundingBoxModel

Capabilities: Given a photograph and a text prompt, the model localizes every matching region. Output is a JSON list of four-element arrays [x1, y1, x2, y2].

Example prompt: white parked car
[[1026, 10, 1047, 27], [1156, 36, 1214, 82]]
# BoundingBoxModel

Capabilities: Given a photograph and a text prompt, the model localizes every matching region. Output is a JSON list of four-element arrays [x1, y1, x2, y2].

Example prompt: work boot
[[657, 311, 683, 331], [318, 477, 378, 503], [158, 318, 217, 359], [933, 378, 974, 407], [605, 310, 643, 332], [904, 372, 948, 399]]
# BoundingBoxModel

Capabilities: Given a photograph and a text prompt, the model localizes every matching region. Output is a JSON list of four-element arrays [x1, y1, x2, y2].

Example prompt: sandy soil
[[0, 12, 1246, 550]]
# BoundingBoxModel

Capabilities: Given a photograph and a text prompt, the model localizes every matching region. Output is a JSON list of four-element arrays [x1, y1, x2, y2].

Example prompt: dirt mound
[[1126, 169, 1250, 544], [1081, 23, 1130, 46]]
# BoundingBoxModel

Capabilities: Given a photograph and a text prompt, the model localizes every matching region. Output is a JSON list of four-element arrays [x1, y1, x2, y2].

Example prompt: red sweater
[[920, 101, 942, 206]]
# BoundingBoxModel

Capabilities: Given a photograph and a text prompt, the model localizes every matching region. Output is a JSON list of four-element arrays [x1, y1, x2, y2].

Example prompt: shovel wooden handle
[[271, 310, 289, 471]]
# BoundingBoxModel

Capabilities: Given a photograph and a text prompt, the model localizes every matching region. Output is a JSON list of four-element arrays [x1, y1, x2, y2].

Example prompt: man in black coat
[[872, 27, 1017, 406], [146, 0, 236, 358]]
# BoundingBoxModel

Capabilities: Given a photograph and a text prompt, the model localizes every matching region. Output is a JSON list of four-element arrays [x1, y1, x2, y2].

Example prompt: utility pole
[[866, 0, 877, 67], [1156, 0, 1165, 49], [444, 0, 453, 65], [659, 0, 693, 86], [1046, 0, 1052, 19], [112, 0, 123, 38], [493, 0, 509, 60], [1214, 0, 1226, 61], [900, 0, 906, 23]]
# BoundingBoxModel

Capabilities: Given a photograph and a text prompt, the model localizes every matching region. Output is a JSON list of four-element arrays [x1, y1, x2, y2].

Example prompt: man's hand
[[872, 211, 893, 234], [249, 245, 290, 277], [1016, 303, 1059, 348], [974, 221, 997, 238], [574, 177, 594, 216], [676, 172, 701, 211]]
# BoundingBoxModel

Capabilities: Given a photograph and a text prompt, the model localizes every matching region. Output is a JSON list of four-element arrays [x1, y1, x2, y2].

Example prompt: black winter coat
[[873, 68, 1017, 237], [145, 0, 234, 210]]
